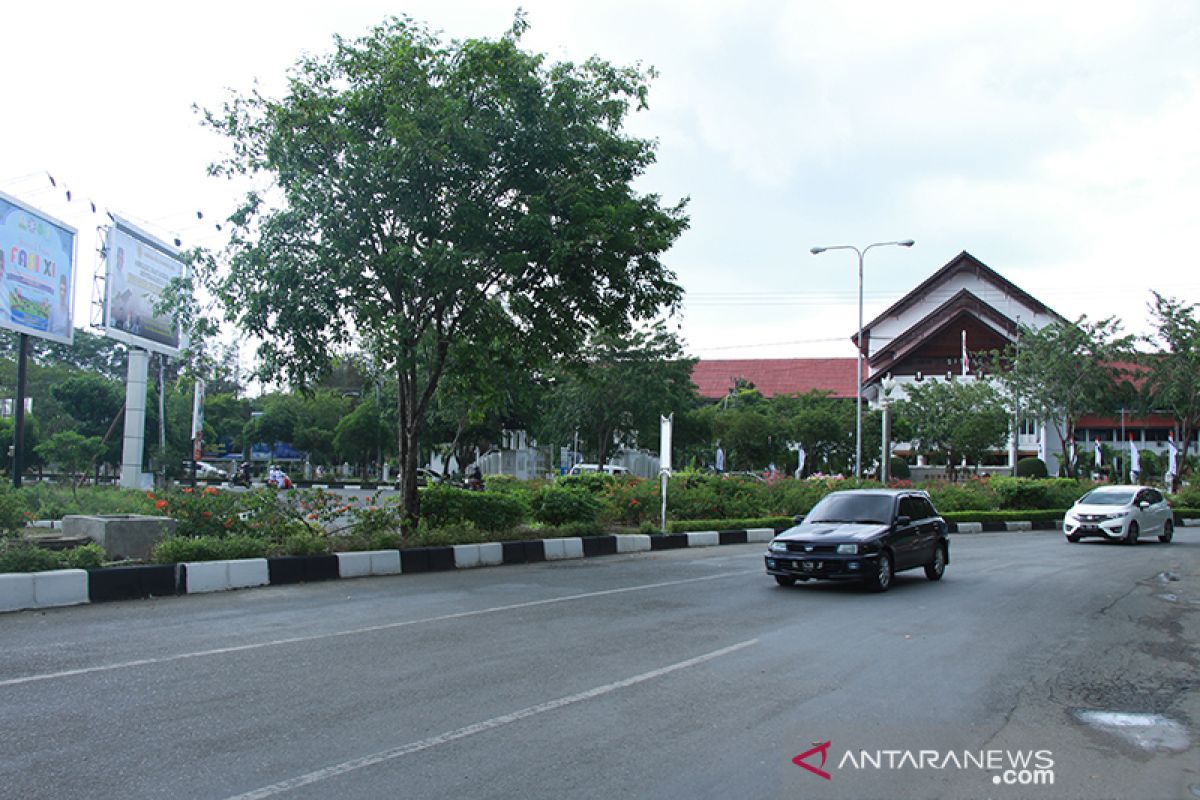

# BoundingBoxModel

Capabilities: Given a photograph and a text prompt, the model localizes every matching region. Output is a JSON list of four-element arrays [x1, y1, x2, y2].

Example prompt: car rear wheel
[[774, 575, 796, 587], [864, 551, 893, 593], [1124, 521, 1139, 545], [1159, 519, 1174, 543], [924, 544, 946, 581]]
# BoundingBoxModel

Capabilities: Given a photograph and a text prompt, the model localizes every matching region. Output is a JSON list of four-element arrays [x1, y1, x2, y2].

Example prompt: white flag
[[796, 444, 806, 479], [1129, 438, 1140, 474], [1167, 433, 1178, 480], [1094, 439, 1102, 468], [961, 330, 969, 376]]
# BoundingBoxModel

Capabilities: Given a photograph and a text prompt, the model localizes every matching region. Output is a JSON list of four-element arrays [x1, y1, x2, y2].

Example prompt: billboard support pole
[[12, 334, 29, 489], [120, 348, 150, 489]]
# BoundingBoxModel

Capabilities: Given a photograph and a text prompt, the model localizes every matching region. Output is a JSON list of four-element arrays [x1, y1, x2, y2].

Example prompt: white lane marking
[[0, 569, 760, 688], [226, 638, 759, 800]]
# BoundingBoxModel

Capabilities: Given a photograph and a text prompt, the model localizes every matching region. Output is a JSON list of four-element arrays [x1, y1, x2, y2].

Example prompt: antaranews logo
[[792, 742, 1055, 788], [792, 742, 832, 780]]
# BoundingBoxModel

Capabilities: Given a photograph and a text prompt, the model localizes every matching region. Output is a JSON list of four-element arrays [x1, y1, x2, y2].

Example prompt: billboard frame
[[0, 189, 79, 346], [103, 214, 186, 358]]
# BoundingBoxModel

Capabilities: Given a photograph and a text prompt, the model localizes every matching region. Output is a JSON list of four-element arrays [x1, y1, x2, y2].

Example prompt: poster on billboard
[[104, 215, 185, 356], [0, 191, 78, 345]]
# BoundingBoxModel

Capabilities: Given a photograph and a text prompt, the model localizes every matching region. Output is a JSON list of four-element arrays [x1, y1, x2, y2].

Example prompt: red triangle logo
[[792, 741, 832, 780]]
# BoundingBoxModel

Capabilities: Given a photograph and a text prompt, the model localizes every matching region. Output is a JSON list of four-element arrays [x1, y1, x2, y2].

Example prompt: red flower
[[202, 511, 213, 519], [155, 499, 168, 510], [204, 486, 218, 496]]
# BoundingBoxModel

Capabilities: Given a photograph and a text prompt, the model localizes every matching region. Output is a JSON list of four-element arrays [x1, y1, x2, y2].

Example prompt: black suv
[[765, 489, 949, 592]]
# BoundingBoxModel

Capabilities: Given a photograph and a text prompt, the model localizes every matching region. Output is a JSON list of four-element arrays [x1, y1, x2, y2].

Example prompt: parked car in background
[[1062, 485, 1173, 544], [188, 461, 230, 480], [566, 463, 630, 477], [765, 489, 949, 593]]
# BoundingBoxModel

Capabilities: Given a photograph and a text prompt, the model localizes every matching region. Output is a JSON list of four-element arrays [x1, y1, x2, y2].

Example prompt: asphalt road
[[1, 530, 1197, 800]]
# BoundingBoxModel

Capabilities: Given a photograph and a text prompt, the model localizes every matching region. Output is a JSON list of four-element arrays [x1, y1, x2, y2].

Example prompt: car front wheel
[[924, 544, 947, 581], [774, 575, 796, 587], [865, 551, 893, 593], [1124, 521, 1139, 545], [1160, 519, 1174, 544]]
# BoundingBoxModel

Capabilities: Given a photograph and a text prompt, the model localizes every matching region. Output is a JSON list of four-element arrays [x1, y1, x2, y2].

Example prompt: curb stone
[[3, 517, 1191, 614]]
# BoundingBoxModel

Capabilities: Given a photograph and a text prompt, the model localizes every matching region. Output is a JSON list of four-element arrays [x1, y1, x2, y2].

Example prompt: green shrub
[[942, 509, 1067, 522], [555, 473, 618, 493], [542, 521, 607, 538], [1015, 457, 1048, 478], [60, 542, 106, 569], [0, 543, 62, 572], [149, 486, 249, 538], [151, 535, 271, 563], [408, 522, 488, 547], [989, 477, 1091, 510], [532, 486, 601, 526], [926, 479, 998, 512], [889, 457, 910, 480], [0, 484, 31, 536], [667, 516, 795, 533], [282, 531, 329, 556], [420, 485, 529, 532]]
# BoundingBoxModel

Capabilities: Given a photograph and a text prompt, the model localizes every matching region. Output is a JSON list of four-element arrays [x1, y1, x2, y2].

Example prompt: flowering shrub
[[532, 486, 601, 526], [147, 487, 251, 538]]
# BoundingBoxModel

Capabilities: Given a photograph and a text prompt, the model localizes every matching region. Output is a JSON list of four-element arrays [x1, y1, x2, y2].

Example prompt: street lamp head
[[899, 239, 915, 247], [810, 246, 826, 255]]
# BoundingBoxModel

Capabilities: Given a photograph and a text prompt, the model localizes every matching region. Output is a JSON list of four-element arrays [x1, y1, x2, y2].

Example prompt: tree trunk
[[396, 367, 421, 537]]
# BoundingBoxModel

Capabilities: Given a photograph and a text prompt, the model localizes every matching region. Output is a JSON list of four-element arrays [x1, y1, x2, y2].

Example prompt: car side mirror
[[793, 514, 805, 525], [894, 515, 911, 527]]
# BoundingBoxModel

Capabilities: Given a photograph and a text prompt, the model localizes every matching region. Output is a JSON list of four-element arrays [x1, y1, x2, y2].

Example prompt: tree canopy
[[1141, 292, 1200, 489], [995, 317, 1132, 475], [202, 14, 688, 524]]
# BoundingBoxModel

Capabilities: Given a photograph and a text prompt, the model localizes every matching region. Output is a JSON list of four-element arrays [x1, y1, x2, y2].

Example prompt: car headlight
[[1104, 511, 1131, 520], [836, 543, 858, 555], [769, 540, 788, 552]]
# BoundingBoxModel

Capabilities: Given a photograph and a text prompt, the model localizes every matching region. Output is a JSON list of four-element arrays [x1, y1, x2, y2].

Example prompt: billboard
[[0, 191, 78, 345], [104, 215, 185, 356]]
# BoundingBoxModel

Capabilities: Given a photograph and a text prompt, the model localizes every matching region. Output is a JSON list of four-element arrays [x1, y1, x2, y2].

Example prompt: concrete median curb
[[4, 516, 1191, 613]]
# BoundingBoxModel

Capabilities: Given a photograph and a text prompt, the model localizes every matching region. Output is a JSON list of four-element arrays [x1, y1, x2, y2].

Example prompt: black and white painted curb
[[4, 519, 1197, 614], [0, 529, 777, 613]]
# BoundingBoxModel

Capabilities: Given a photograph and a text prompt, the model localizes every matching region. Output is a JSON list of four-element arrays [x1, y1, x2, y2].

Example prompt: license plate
[[802, 561, 817, 571]]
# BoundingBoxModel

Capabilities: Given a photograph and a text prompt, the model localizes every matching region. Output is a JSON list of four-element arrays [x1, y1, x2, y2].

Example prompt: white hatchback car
[[1063, 485, 1174, 544]]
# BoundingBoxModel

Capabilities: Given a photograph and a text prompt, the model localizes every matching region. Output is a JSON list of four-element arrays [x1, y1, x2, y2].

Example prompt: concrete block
[[543, 538, 583, 560], [61, 514, 177, 561], [1006, 521, 1033, 532], [370, 550, 402, 575], [954, 522, 983, 534], [184, 561, 229, 593], [686, 531, 719, 547], [478, 543, 503, 566], [336, 551, 372, 578], [454, 544, 482, 569], [226, 559, 269, 589], [33, 569, 89, 609], [0, 573, 36, 613], [615, 534, 652, 553], [745, 528, 776, 543]]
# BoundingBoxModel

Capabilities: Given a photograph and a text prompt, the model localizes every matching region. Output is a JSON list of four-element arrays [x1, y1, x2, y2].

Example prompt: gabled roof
[[866, 288, 1019, 378], [691, 358, 857, 399], [855, 251, 1064, 344]]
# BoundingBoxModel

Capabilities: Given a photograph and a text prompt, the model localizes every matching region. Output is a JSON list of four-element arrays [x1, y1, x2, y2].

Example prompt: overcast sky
[[4, 0, 1198, 363]]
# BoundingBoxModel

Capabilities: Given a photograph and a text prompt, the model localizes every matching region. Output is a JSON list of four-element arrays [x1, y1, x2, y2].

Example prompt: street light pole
[[810, 240, 914, 480]]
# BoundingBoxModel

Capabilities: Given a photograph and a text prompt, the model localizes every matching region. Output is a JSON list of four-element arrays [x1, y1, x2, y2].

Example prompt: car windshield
[[804, 493, 894, 525], [1078, 488, 1136, 506]]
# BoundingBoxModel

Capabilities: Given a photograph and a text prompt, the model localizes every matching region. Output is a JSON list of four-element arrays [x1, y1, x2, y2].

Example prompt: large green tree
[[996, 317, 1132, 476], [1142, 292, 1200, 490], [894, 379, 1011, 477], [535, 323, 697, 468], [203, 15, 687, 524]]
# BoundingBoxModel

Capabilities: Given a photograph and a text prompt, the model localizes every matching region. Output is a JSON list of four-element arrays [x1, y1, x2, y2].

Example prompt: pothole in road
[[1072, 710, 1191, 753]]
